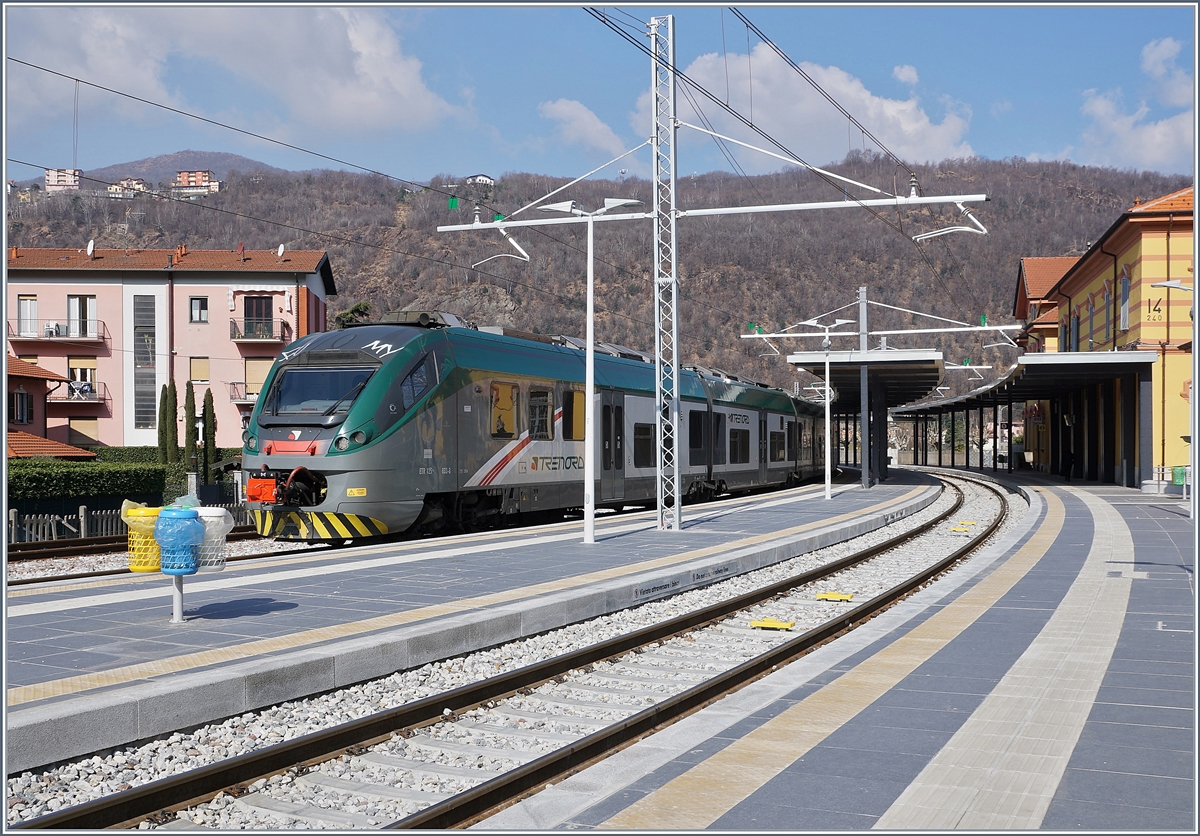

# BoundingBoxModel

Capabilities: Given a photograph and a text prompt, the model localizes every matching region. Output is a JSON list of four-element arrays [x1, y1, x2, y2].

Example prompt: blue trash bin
[[154, 507, 205, 576]]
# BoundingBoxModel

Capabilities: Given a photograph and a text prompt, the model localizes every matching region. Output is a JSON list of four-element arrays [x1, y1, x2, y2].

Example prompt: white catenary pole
[[584, 211, 596, 542]]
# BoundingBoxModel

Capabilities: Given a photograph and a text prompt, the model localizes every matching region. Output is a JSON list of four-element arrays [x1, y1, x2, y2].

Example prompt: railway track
[[9, 474, 1016, 830], [6, 526, 262, 561]]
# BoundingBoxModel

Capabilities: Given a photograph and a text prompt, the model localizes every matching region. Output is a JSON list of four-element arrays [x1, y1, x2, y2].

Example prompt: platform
[[480, 473, 1195, 831], [5, 473, 940, 774]]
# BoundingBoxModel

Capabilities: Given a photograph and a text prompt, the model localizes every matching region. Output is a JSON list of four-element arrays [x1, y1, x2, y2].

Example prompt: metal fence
[[7, 503, 251, 543]]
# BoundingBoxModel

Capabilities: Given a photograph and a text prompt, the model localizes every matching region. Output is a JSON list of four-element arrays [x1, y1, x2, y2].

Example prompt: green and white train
[[242, 311, 825, 541]]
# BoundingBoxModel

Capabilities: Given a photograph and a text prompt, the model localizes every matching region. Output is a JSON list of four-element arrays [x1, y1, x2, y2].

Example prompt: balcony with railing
[[228, 382, 260, 406], [8, 318, 108, 343], [230, 318, 289, 343], [47, 380, 109, 404]]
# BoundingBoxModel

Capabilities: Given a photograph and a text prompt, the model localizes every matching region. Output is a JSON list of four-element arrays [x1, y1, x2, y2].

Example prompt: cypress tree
[[202, 389, 217, 485], [165, 379, 179, 463], [184, 380, 198, 471], [157, 383, 169, 463]]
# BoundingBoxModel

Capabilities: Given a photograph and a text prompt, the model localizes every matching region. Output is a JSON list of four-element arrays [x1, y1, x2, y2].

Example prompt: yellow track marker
[[816, 591, 853, 602], [750, 617, 795, 630]]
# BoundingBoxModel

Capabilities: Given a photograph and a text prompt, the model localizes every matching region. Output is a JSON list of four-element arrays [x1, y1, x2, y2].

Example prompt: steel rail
[[12, 476, 997, 831], [6, 526, 260, 561]]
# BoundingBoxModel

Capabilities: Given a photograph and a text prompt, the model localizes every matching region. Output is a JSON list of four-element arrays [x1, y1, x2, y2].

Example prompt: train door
[[758, 412, 768, 484], [601, 390, 625, 501]]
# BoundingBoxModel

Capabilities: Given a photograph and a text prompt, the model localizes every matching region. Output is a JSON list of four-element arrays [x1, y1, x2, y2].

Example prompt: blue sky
[[4, 4, 1196, 186]]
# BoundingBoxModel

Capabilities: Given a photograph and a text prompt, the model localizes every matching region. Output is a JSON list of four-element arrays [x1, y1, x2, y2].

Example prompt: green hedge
[[84, 446, 242, 464], [8, 460, 167, 501]]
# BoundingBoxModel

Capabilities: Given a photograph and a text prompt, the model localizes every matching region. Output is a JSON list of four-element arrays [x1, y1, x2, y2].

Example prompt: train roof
[[317, 311, 813, 414]]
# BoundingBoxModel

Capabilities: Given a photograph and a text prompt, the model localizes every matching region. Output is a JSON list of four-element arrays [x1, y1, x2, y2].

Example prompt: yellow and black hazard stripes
[[252, 509, 388, 541]]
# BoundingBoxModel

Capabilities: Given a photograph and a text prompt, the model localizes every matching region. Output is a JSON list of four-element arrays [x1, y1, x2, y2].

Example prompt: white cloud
[[990, 100, 1013, 118], [4, 7, 459, 138], [634, 45, 972, 172], [1072, 39, 1193, 174], [893, 65, 919, 86], [1140, 37, 1193, 109], [537, 99, 627, 159], [1077, 88, 1193, 173]]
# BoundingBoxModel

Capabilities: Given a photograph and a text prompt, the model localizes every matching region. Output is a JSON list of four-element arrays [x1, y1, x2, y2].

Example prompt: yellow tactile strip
[[7, 486, 925, 707], [874, 487, 1134, 829], [598, 489, 1065, 830]]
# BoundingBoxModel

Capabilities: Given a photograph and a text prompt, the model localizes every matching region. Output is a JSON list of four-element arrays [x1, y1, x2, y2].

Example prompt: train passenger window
[[689, 411, 707, 466], [729, 428, 751, 464], [529, 390, 553, 440], [712, 413, 726, 465], [633, 423, 655, 468], [562, 391, 585, 440], [491, 383, 517, 438], [770, 431, 787, 462]]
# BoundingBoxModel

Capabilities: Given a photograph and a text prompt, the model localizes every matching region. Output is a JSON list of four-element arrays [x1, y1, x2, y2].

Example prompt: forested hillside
[[7, 154, 1189, 396]]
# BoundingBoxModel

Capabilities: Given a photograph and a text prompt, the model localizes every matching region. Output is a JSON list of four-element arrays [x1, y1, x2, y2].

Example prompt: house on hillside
[[44, 168, 81, 192], [170, 170, 222, 199], [465, 174, 495, 187], [5, 245, 338, 451], [107, 178, 148, 199]]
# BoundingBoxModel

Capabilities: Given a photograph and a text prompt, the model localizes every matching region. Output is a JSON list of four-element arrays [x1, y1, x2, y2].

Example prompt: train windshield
[[259, 366, 375, 426]]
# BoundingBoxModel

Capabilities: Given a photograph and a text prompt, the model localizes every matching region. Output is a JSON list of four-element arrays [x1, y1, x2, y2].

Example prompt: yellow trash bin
[[123, 506, 162, 572]]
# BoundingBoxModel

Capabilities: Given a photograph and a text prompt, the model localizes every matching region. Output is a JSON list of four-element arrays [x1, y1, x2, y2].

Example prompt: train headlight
[[334, 436, 350, 451], [245, 434, 258, 451], [350, 431, 367, 445]]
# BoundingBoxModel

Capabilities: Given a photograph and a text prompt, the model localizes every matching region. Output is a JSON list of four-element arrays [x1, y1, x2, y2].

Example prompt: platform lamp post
[[541, 199, 644, 543], [1152, 279, 1194, 519], [800, 317, 855, 499]]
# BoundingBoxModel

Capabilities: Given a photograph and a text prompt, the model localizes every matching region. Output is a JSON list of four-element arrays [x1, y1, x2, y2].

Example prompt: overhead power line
[[584, 7, 987, 315]]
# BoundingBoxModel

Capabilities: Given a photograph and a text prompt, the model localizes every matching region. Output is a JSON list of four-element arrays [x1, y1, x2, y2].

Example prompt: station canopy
[[786, 349, 944, 415], [892, 352, 1159, 417]]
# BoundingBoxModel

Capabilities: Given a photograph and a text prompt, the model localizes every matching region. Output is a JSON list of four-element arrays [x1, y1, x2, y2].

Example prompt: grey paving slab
[[1094, 686, 1196, 709], [1041, 797, 1196, 831], [715, 771, 911, 823], [1051, 767, 1194, 813], [1081, 725, 1193, 762], [1067, 737, 1195, 779], [784, 746, 932, 783]]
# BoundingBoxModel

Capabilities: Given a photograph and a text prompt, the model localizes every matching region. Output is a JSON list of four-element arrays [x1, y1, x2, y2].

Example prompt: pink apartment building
[[6, 245, 336, 450]]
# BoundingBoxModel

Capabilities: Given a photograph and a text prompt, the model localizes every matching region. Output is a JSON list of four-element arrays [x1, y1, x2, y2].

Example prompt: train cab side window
[[529, 389, 553, 440], [400, 355, 435, 413], [633, 423, 655, 468], [562, 390, 585, 440], [491, 383, 517, 438]]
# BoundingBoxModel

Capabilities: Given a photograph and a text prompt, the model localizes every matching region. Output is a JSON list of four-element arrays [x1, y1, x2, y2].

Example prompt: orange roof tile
[[7, 431, 96, 459], [7, 246, 329, 274], [1031, 306, 1059, 325], [1021, 257, 1078, 299], [1130, 186, 1193, 213], [6, 356, 68, 382]]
